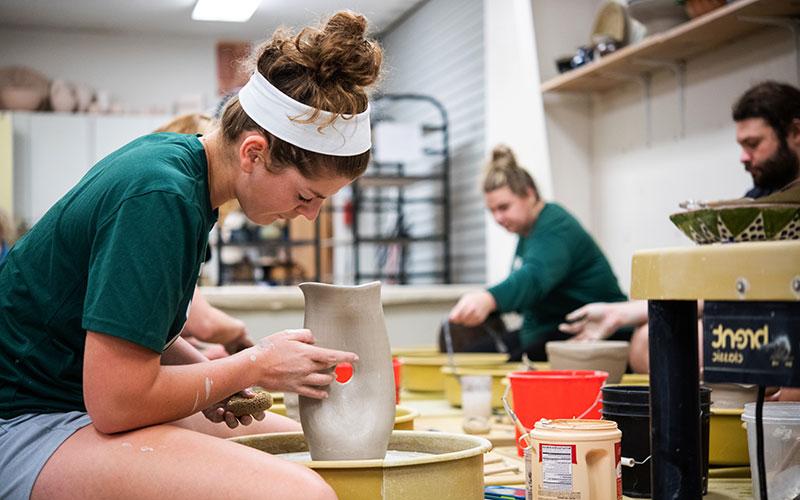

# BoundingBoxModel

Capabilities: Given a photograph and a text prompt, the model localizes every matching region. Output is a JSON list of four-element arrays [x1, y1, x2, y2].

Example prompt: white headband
[[237, 72, 371, 156]]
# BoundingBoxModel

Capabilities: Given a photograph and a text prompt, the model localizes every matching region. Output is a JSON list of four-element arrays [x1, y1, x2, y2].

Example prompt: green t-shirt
[[0, 133, 217, 418], [487, 203, 627, 347]]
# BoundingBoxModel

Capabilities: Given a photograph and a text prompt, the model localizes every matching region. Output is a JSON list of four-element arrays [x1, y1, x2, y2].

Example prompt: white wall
[[532, 0, 602, 231], [591, 27, 796, 291], [483, 0, 557, 285], [0, 27, 219, 113], [9, 112, 169, 225], [528, 4, 798, 294]]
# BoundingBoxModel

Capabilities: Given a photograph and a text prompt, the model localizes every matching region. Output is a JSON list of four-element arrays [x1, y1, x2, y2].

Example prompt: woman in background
[[449, 145, 630, 361]]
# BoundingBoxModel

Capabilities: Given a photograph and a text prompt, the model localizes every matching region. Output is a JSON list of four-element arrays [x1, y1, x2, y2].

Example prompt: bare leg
[[628, 320, 705, 375], [629, 323, 650, 374], [172, 410, 301, 438], [32, 422, 335, 500]]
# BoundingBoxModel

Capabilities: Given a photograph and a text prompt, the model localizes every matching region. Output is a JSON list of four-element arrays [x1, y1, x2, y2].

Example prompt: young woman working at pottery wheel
[[0, 12, 380, 500], [448, 145, 630, 362]]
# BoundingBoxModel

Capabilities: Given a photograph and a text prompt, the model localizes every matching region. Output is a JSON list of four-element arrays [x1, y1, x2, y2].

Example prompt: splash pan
[[230, 430, 492, 500]]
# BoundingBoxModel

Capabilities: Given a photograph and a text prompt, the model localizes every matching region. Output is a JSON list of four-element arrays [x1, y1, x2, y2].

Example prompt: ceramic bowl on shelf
[[627, 0, 689, 35], [0, 65, 49, 111], [592, 0, 628, 45], [0, 86, 43, 111], [685, 0, 727, 19], [50, 79, 77, 113]]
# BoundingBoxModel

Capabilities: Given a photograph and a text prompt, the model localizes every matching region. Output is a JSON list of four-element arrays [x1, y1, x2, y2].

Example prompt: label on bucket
[[539, 444, 579, 499]]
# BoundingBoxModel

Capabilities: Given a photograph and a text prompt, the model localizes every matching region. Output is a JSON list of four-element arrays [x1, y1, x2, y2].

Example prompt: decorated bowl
[[670, 203, 800, 244]]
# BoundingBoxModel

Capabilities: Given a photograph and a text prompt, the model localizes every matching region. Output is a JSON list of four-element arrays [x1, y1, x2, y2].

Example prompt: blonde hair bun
[[482, 144, 539, 198], [490, 144, 518, 170]]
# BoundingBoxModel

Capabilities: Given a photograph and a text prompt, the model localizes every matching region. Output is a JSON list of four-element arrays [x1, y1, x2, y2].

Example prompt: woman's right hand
[[248, 329, 358, 399]]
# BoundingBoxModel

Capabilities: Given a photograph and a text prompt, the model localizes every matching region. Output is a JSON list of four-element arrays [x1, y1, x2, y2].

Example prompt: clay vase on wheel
[[298, 281, 395, 460]]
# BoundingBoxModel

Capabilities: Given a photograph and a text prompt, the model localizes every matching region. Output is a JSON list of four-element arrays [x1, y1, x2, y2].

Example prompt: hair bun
[[490, 144, 518, 170], [254, 11, 382, 120], [324, 11, 367, 39], [313, 11, 382, 89]]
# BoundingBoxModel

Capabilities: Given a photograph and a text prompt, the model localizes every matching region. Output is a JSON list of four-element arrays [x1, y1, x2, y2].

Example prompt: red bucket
[[508, 370, 608, 455]]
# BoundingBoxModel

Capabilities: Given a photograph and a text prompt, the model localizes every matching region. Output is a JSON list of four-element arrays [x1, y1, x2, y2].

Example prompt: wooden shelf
[[541, 0, 800, 93]]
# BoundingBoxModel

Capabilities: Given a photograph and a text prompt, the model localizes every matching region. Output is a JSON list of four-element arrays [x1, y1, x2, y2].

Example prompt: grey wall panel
[[379, 0, 486, 284]]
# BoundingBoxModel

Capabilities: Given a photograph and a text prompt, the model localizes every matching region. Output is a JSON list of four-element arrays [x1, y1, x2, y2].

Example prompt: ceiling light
[[191, 0, 261, 23]]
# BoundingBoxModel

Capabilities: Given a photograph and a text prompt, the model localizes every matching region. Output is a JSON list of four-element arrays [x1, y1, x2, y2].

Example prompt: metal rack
[[214, 217, 322, 286], [352, 94, 451, 284]]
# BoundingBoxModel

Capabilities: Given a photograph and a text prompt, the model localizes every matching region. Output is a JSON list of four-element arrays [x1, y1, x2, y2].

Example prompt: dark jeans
[[464, 327, 634, 363]]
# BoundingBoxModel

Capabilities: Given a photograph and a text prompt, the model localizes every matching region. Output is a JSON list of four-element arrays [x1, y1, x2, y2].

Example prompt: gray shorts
[[0, 411, 92, 500]]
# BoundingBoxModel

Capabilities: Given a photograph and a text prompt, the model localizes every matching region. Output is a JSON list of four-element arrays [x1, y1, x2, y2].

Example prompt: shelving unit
[[541, 0, 800, 94], [215, 215, 325, 286], [351, 94, 452, 285]]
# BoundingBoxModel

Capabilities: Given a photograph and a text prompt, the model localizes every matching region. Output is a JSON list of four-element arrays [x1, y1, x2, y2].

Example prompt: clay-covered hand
[[558, 301, 648, 341], [449, 291, 497, 327], [251, 329, 359, 399], [202, 387, 268, 429]]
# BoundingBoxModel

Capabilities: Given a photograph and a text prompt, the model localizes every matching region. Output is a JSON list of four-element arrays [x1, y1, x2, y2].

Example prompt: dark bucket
[[601, 385, 711, 498]]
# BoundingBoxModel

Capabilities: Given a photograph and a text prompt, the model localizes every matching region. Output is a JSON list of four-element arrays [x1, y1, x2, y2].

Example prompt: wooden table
[[402, 394, 755, 498]]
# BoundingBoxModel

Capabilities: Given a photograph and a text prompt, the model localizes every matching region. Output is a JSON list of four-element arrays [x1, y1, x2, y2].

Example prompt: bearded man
[[733, 81, 800, 198]]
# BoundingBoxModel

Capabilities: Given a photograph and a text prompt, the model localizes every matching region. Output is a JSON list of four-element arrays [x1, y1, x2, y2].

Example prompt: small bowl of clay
[[545, 340, 630, 384]]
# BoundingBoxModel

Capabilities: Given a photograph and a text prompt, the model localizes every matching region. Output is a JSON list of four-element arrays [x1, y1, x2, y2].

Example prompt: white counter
[[199, 284, 480, 347]]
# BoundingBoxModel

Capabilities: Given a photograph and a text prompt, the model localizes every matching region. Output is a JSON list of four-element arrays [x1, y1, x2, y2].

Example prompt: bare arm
[[161, 336, 209, 365], [184, 287, 253, 353], [83, 329, 357, 434]]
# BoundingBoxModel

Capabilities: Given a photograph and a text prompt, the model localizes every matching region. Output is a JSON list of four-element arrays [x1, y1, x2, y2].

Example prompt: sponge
[[226, 388, 273, 417]]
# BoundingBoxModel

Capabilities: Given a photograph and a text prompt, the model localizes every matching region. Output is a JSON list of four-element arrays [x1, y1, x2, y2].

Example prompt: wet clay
[[298, 282, 395, 460]]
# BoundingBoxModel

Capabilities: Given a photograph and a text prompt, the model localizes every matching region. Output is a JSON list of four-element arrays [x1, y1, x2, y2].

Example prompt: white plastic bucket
[[742, 402, 800, 500]]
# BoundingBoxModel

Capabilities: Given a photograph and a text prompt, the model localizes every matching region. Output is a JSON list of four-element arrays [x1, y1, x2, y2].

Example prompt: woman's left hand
[[202, 387, 266, 429]]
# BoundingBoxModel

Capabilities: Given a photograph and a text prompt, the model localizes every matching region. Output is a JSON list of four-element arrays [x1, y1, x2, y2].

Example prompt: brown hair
[[482, 145, 539, 199], [733, 81, 800, 142], [220, 11, 382, 180], [155, 113, 214, 135]]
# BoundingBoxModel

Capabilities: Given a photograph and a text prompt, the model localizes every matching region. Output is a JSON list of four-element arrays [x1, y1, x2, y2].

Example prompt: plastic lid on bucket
[[742, 402, 800, 423], [508, 370, 608, 380], [534, 419, 619, 431]]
